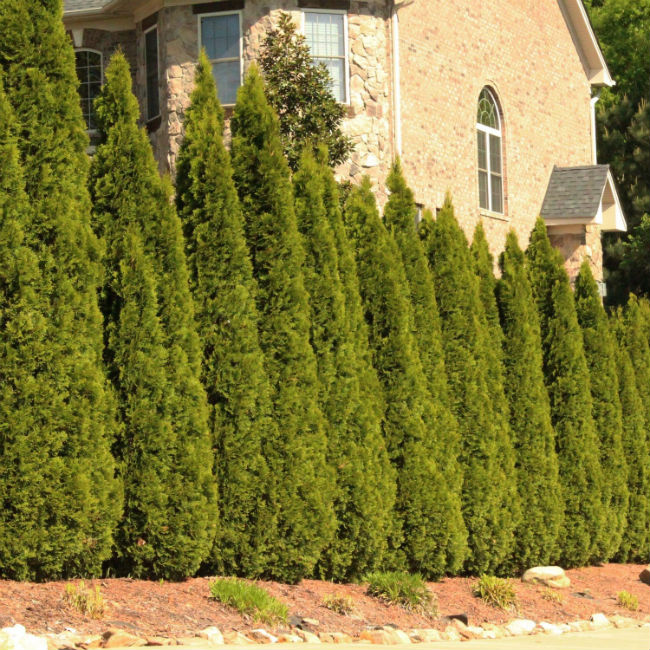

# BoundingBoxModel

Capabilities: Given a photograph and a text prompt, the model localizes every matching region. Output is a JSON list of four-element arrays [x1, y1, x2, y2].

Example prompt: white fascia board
[[560, 0, 615, 88], [602, 170, 628, 232], [544, 217, 592, 227]]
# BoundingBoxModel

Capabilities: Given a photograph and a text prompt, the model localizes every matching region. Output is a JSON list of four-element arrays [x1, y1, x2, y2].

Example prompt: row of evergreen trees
[[0, 0, 648, 582]]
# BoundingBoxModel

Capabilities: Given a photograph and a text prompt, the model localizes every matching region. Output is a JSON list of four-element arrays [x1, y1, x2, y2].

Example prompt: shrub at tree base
[[209, 579, 288, 625], [365, 571, 437, 616]]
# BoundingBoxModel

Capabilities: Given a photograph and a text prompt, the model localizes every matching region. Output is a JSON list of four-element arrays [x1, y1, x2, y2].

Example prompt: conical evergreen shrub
[[89, 53, 215, 579], [495, 231, 562, 571], [623, 295, 650, 429], [294, 148, 394, 581], [574, 262, 628, 561], [344, 178, 464, 579], [611, 311, 650, 562], [425, 197, 515, 575], [526, 218, 604, 567], [230, 65, 334, 582], [175, 52, 277, 577], [470, 224, 519, 572], [382, 162, 466, 574], [0, 1, 120, 579]]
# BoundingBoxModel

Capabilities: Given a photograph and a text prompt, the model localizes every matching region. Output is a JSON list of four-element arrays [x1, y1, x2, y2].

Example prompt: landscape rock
[[537, 622, 564, 635], [1, 627, 48, 650], [505, 619, 537, 636], [317, 633, 352, 644], [173, 640, 204, 648], [481, 623, 505, 639], [275, 634, 302, 643], [221, 633, 254, 646], [294, 631, 320, 644], [75, 636, 103, 649], [407, 630, 441, 643], [567, 621, 591, 633], [299, 619, 319, 631], [440, 614, 468, 626], [610, 615, 637, 629], [590, 613, 610, 629], [198, 628, 223, 646], [522, 566, 570, 589], [249, 631, 277, 644], [441, 626, 461, 642], [144, 638, 174, 646], [640, 566, 650, 586], [101, 631, 147, 649]]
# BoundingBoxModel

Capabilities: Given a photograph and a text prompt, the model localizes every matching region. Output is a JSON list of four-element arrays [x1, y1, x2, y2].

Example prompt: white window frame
[[301, 8, 350, 105], [197, 10, 243, 107], [74, 48, 103, 133], [144, 24, 161, 121], [476, 88, 504, 215]]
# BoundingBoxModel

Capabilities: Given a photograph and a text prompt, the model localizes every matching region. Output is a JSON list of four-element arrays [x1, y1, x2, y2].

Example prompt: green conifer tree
[[470, 224, 519, 572], [526, 218, 604, 567], [496, 231, 562, 571], [611, 311, 650, 561], [344, 178, 464, 579], [0, 2, 120, 579], [230, 65, 334, 582], [382, 162, 467, 573], [294, 149, 394, 580], [89, 53, 215, 579], [424, 197, 515, 574], [574, 262, 628, 560], [175, 52, 277, 577]]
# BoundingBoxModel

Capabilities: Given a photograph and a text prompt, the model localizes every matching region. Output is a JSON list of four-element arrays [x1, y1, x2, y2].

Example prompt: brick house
[[63, 0, 626, 285]]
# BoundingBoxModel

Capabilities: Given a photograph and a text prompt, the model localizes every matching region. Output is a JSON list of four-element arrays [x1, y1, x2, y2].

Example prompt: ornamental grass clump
[[63, 582, 104, 619], [617, 590, 639, 611], [365, 571, 437, 616], [209, 579, 288, 625], [472, 575, 518, 610], [321, 594, 356, 616]]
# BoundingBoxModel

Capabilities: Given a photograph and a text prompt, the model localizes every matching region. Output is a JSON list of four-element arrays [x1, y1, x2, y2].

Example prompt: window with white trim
[[145, 26, 160, 120], [75, 49, 102, 131], [199, 12, 242, 105], [303, 10, 348, 103], [476, 88, 504, 214]]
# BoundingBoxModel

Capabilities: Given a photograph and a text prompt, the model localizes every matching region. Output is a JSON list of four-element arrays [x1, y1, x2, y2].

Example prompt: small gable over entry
[[541, 165, 626, 287]]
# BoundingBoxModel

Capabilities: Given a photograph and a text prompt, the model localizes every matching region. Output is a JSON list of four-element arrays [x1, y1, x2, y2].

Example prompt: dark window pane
[[146, 28, 160, 119], [477, 130, 487, 170], [213, 60, 241, 105], [491, 174, 503, 213], [489, 134, 501, 174], [202, 14, 240, 60], [479, 171, 489, 210]]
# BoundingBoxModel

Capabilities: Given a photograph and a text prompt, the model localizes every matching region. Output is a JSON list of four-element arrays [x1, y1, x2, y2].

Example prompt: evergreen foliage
[[89, 53, 215, 579], [0, 0, 120, 580], [610, 311, 650, 561], [382, 161, 467, 574], [495, 231, 562, 571], [424, 197, 515, 575], [258, 12, 353, 170], [470, 224, 519, 572], [230, 65, 334, 582], [344, 178, 465, 579], [574, 262, 628, 560], [526, 218, 604, 567], [175, 52, 277, 577], [294, 148, 394, 581]]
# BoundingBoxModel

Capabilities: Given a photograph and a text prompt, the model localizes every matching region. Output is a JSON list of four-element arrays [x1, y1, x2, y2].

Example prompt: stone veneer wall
[[548, 223, 604, 284], [136, 0, 394, 198]]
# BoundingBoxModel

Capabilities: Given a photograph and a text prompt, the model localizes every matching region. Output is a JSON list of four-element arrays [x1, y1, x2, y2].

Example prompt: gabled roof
[[64, 0, 112, 13], [541, 165, 627, 232]]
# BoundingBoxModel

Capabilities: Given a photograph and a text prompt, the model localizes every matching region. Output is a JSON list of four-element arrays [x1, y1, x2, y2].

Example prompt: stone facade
[[548, 223, 604, 283], [65, 0, 613, 281]]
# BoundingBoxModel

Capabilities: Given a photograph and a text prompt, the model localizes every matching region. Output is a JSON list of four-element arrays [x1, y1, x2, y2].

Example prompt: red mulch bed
[[0, 564, 648, 638]]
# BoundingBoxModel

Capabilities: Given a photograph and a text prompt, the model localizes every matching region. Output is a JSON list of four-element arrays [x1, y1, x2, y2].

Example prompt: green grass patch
[[364, 571, 437, 615], [209, 578, 288, 625], [472, 575, 518, 609], [617, 590, 639, 611]]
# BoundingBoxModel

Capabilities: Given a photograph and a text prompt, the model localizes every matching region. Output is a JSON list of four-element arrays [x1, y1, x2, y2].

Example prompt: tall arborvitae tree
[[175, 52, 277, 577], [496, 231, 562, 571], [294, 149, 394, 581], [382, 162, 466, 573], [470, 224, 519, 572], [425, 196, 515, 575], [344, 178, 465, 579], [611, 311, 650, 561], [0, 2, 120, 579], [89, 53, 215, 579], [574, 262, 628, 561], [526, 218, 604, 567], [623, 295, 650, 428], [230, 65, 334, 582]]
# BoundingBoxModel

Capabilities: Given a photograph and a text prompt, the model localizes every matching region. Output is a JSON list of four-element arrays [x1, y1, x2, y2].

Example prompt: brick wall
[[397, 0, 594, 267]]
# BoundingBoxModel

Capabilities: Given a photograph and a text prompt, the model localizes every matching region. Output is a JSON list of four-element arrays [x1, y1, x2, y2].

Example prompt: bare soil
[[0, 564, 648, 638]]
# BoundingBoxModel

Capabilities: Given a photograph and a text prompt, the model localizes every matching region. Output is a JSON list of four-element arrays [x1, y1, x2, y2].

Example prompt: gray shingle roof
[[64, 0, 112, 14], [541, 165, 610, 220]]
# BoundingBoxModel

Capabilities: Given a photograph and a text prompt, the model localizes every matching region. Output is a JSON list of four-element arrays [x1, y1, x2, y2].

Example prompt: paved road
[[165, 626, 650, 650]]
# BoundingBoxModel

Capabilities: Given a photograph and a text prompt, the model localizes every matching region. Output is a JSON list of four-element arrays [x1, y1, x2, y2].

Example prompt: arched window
[[75, 49, 103, 131], [476, 88, 503, 214]]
